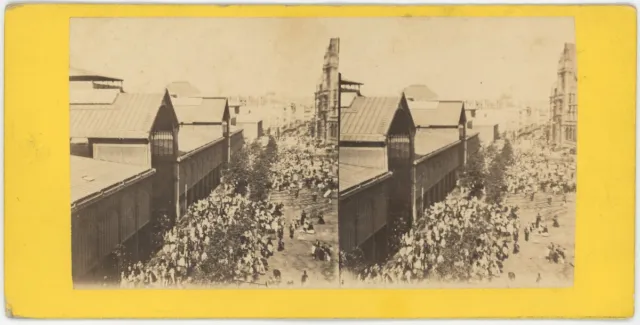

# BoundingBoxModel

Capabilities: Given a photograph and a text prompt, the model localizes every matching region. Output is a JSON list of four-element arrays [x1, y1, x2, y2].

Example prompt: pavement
[[495, 191, 575, 288], [257, 185, 340, 288]]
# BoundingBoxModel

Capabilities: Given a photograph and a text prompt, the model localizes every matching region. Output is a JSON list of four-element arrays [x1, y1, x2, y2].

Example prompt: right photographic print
[[336, 17, 577, 288]]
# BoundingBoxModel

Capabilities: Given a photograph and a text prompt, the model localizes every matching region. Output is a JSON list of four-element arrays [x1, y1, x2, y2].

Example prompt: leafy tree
[[459, 149, 486, 199], [222, 147, 251, 196], [265, 136, 278, 164], [192, 212, 257, 285], [485, 154, 507, 204], [501, 139, 515, 167]]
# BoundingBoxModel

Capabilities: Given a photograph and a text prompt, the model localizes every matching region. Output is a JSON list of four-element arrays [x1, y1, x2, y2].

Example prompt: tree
[[249, 150, 272, 202], [223, 147, 251, 196], [459, 149, 486, 199], [485, 154, 507, 204], [265, 136, 278, 164], [501, 139, 515, 167], [192, 215, 256, 285]]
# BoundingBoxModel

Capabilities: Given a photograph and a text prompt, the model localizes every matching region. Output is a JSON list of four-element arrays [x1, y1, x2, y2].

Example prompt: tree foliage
[[222, 146, 251, 196], [459, 149, 486, 199], [249, 149, 272, 202], [485, 149, 507, 205], [265, 136, 278, 165], [501, 139, 515, 167], [192, 214, 257, 284]]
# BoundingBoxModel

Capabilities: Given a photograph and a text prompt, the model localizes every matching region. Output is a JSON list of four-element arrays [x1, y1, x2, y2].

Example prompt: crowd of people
[[118, 184, 286, 288], [270, 136, 338, 202], [350, 195, 521, 285], [505, 141, 577, 198], [115, 133, 338, 288]]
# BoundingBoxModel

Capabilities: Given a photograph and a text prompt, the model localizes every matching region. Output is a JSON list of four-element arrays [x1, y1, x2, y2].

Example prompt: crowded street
[[341, 134, 577, 288], [114, 132, 339, 288]]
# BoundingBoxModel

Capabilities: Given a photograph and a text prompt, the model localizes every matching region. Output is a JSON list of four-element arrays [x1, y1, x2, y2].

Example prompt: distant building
[[69, 67, 124, 92], [166, 81, 201, 98], [550, 43, 577, 148], [236, 114, 264, 142], [314, 38, 363, 143]]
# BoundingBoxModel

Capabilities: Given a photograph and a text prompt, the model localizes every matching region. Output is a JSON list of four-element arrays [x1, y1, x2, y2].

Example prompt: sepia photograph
[[69, 18, 340, 288], [336, 17, 577, 288], [68, 16, 576, 290]]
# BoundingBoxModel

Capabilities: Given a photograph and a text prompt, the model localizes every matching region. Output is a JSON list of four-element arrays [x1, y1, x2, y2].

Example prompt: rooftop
[[70, 91, 170, 139], [403, 84, 438, 101], [69, 66, 123, 82], [71, 156, 154, 204], [414, 128, 461, 158], [339, 163, 389, 193], [177, 125, 225, 156], [173, 97, 229, 124], [409, 100, 465, 128], [340, 96, 404, 143], [166, 81, 201, 98]]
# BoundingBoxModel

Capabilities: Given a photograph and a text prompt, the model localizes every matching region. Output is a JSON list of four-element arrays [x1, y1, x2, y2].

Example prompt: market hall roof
[[409, 100, 466, 128], [172, 97, 230, 124], [177, 125, 226, 158], [166, 81, 201, 98], [413, 128, 461, 158], [69, 66, 123, 82], [340, 95, 413, 143], [339, 163, 391, 193], [403, 84, 438, 101], [70, 89, 177, 139], [71, 156, 155, 206]]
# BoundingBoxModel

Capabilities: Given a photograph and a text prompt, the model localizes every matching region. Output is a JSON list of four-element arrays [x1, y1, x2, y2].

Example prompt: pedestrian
[[524, 227, 530, 242], [552, 215, 560, 228], [301, 271, 308, 286], [289, 223, 295, 239]]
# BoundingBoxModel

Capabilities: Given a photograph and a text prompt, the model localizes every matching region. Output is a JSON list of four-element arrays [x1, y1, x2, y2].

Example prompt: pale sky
[[70, 17, 574, 101]]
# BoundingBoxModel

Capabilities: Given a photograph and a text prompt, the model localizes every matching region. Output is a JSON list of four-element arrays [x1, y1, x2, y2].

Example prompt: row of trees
[[222, 136, 279, 200], [459, 139, 515, 204]]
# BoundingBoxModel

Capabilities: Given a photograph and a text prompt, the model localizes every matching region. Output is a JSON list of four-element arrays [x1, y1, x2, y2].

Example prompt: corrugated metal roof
[[71, 156, 154, 204], [340, 96, 402, 142], [172, 97, 203, 106], [407, 100, 439, 110], [403, 84, 438, 101], [339, 146, 387, 170], [70, 92, 166, 139], [173, 98, 229, 124], [339, 163, 388, 192], [178, 125, 225, 155], [167, 81, 201, 98], [414, 128, 461, 157], [69, 89, 121, 105], [410, 101, 464, 127]]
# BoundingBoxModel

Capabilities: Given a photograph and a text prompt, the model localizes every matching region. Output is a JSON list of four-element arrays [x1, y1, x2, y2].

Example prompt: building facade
[[550, 42, 577, 148], [71, 157, 155, 283], [70, 89, 180, 219], [339, 95, 416, 261], [407, 99, 469, 219]]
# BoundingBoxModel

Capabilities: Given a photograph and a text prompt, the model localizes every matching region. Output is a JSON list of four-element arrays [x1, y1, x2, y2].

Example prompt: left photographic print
[[70, 18, 339, 289]]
